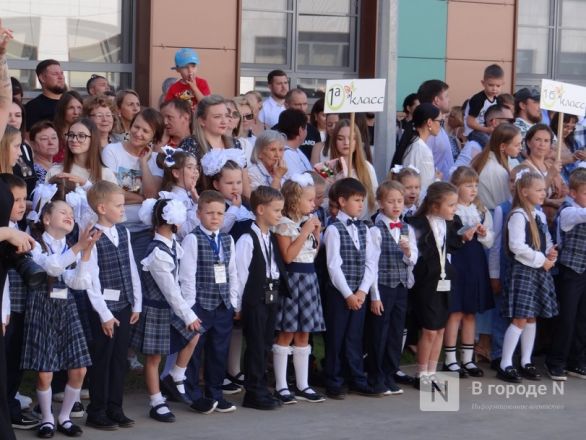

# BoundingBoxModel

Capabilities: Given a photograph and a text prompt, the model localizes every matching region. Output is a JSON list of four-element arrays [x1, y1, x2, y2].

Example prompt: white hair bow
[[162, 199, 187, 225], [289, 173, 314, 188], [138, 198, 158, 226], [390, 164, 420, 174], [161, 146, 184, 168], [514, 168, 531, 183], [66, 186, 98, 230], [28, 183, 58, 223], [201, 148, 246, 177]]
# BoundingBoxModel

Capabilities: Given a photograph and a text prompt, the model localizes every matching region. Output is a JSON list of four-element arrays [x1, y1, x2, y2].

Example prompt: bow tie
[[346, 218, 360, 227], [389, 221, 402, 230]]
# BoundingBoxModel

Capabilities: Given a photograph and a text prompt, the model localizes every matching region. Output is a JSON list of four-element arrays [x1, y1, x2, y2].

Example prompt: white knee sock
[[500, 324, 523, 370], [444, 346, 458, 369], [37, 388, 54, 424], [292, 345, 314, 393], [58, 385, 80, 427], [160, 353, 177, 379], [461, 344, 475, 365], [520, 322, 537, 366], [150, 392, 170, 415], [228, 329, 243, 377], [272, 344, 291, 395], [169, 365, 187, 394]]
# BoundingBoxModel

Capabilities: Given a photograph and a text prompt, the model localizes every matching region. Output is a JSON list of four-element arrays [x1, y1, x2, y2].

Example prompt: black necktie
[[346, 218, 360, 227]]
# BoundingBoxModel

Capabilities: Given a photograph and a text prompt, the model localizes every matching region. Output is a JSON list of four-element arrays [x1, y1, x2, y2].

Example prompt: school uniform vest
[[8, 269, 26, 313], [558, 201, 586, 274], [499, 200, 513, 286], [193, 227, 232, 311], [242, 231, 290, 307], [141, 240, 176, 308], [375, 220, 409, 288], [95, 225, 134, 311], [330, 219, 367, 292]]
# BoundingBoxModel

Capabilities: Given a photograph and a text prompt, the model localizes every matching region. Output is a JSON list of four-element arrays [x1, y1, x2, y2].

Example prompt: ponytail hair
[[156, 149, 198, 191], [392, 103, 439, 167]]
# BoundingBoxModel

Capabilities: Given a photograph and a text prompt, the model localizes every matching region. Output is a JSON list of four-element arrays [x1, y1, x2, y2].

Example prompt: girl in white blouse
[[443, 166, 495, 379], [273, 174, 326, 404]]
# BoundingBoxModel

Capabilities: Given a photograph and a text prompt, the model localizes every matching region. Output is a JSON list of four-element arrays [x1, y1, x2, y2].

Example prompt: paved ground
[[14, 361, 584, 440]]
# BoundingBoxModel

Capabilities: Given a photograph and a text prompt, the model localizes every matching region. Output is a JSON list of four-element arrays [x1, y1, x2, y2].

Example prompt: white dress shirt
[[86, 223, 143, 323], [456, 203, 495, 248], [31, 232, 92, 290], [234, 223, 281, 312], [559, 197, 586, 233], [323, 210, 376, 298], [141, 233, 197, 326], [488, 202, 508, 279], [369, 214, 418, 300], [258, 96, 285, 128], [284, 145, 312, 176], [275, 216, 318, 263], [478, 152, 511, 210], [507, 208, 553, 269], [179, 226, 239, 311], [170, 186, 200, 240], [403, 138, 435, 195]]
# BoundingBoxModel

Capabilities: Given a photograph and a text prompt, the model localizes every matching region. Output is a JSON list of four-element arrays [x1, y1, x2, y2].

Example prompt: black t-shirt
[[24, 94, 60, 131]]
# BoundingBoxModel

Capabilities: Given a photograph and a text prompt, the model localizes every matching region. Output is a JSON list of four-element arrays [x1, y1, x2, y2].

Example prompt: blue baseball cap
[[173, 48, 200, 69]]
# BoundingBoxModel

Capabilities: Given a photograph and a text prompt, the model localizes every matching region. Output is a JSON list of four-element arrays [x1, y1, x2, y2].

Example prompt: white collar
[[9, 221, 18, 229], [378, 213, 401, 225], [200, 225, 220, 237], [95, 223, 117, 233], [251, 222, 271, 239], [42, 231, 67, 252], [337, 210, 357, 224], [154, 232, 175, 248]]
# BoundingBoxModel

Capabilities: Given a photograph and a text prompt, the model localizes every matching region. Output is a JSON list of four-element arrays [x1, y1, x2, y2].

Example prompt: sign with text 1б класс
[[540, 79, 586, 117], [324, 79, 386, 114]]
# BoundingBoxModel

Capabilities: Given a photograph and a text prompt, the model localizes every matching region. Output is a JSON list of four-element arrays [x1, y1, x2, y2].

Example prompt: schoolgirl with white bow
[[155, 147, 200, 240], [272, 173, 326, 404], [130, 197, 202, 423], [443, 166, 495, 379], [22, 196, 100, 438]]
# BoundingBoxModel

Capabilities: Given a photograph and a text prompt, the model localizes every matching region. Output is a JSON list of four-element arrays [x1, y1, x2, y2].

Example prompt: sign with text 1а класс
[[540, 79, 586, 117], [324, 79, 386, 114]]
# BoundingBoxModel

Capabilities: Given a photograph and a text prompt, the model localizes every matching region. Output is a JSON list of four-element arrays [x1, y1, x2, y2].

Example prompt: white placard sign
[[540, 79, 586, 117], [324, 79, 386, 114]]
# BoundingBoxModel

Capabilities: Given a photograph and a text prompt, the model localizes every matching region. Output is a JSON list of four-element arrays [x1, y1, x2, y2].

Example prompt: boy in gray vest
[[180, 191, 239, 414], [86, 181, 142, 430], [547, 168, 586, 381], [367, 180, 418, 395], [322, 178, 379, 399]]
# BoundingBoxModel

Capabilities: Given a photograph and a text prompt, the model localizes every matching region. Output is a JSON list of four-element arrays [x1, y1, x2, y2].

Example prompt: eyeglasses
[[241, 113, 254, 121], [65, 132, 91, 142], [91, 113, 113, 120]]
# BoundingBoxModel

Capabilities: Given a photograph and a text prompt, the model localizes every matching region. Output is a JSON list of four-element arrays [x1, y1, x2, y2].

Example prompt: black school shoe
[[242, 393, 280, 410], [57, 420, 83, 437], [106, 411, 135, 428], [149, 404, 175, 423], [161, 375, 192, 405], [442, 362, 468, 379], [348, 384, 384, 397], [545, 364, 567, 381], [12, 413, 40, 430], [325, 387, 346, 400], [566, 365, 586, 380], [496, 366, 522, 383], [519, 363, 541, 381], [70, 402, 85, 418], [85, 413, 118, 431], [214, 399, 237, 413], [273, 389, 298, 405], [462, 361, 484, 377], [190, 397, 218, 414], [394, 370, 415, 385], [37, 421, 55, 438], [294, 387, 326, 403]]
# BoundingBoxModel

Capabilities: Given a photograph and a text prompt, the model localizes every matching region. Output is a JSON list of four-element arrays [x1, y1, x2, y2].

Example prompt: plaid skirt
[[130, 304, 171, 355], [21, 289, 92, 372], [169, 312, 199, 353], [276, 266, 326, 333], [502, 262, 558, 319]]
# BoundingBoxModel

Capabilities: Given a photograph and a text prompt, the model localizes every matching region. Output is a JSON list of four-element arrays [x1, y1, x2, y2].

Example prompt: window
[[516, 0, 586, 89], [1, 0, 134, 97], [240, 0, 360, 97]]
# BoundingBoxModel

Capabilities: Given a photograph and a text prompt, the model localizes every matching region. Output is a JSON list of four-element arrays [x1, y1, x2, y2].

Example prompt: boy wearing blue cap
[[164, 48, 211, 110]]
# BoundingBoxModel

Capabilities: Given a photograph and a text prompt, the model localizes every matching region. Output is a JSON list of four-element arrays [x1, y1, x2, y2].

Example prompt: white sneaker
[[128, 355, 144, 371], [52, 392, 64, 403], [15, 392, 32, 410], [80, 388, 90, 400]]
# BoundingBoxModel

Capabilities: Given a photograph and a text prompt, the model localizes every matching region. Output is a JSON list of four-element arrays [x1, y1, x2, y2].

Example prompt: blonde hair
[[376, 180, 405, 201], [510, 170, 545, 250], [281, 179, 311, 221], [330, 119, 376, 211], [0, 125, 20, 174], [87, 180, 124, 212], [472, 123, 520, 174], [450, 166, 486, 213]]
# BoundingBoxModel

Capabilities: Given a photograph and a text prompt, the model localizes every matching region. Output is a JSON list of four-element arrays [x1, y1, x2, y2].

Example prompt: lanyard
[[429, 219, 447, 280], [261, 232, 273, 278]]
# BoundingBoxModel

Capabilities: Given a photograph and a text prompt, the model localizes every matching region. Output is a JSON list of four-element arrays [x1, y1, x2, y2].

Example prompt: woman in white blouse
[[471, 123, 522, 210], [248, 130, 289, 191], [396, 103, 442, 195]]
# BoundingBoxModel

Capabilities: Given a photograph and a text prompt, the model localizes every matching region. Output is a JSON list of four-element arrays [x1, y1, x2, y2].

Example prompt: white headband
[[27, 183, 58, 223], [201, 148, 246, 176]]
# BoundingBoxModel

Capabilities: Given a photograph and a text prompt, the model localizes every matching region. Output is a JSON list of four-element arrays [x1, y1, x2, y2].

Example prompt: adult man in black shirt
[[272, 89, 322, 161], [24, 59, 66, 131]]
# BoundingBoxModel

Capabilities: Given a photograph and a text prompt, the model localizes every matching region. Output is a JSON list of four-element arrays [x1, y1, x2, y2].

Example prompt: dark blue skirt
[[450, 237, 494, 314]]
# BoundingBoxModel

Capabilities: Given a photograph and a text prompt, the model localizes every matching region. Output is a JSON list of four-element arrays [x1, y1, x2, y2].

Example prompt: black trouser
[[86, 306, 131, 418], [0, 312, 16, 439], [547, 265, 586, 369], [242, 300, 278, 399], [5, 311, 25, 420], [366, 284, 408, 390]]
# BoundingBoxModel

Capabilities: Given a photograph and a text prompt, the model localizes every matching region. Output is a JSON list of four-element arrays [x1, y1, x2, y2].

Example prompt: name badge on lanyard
[[432, 221, 451, 292], [205, 233, 227, 284], [50, 288, 68, 300]]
